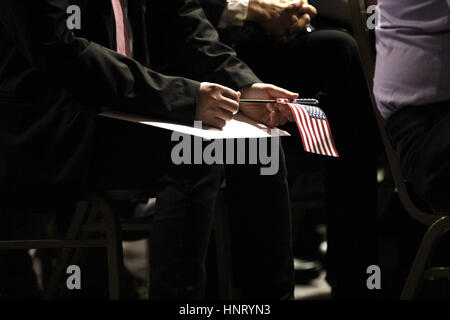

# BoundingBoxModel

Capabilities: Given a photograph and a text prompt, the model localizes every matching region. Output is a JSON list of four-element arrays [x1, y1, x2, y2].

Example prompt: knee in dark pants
[[160, 163, 224, 205], [149, 163, 224, 300], [322, 30, 360, 68], [189, 163, 224, 201]]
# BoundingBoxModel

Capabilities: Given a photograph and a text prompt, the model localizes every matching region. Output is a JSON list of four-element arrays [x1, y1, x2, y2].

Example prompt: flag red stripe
[[323, 121, 338, 157], [316, 119, 332, 156], [317, 119, 333, 156], [311, 118, 327, 155], [293, 104, 315, 152], [298, 105, 320, 154], [323, 120, 339, 157], [296, 105, 316, 153], [325, 121, 339, 157], [288, 104, 310, 152]]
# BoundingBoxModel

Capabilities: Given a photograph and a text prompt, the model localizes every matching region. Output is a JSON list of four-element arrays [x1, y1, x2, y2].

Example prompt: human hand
[[239, 83, 299, 128], [247, 0, 305, 38], [282, 2, 317, 43], [195, 82, 240, 129]]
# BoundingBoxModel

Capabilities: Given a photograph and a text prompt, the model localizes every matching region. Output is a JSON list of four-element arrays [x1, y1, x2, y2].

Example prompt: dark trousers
[[92, 117, 294, 299], [386, 100, 450, 211], [233, 29, 379, 297]]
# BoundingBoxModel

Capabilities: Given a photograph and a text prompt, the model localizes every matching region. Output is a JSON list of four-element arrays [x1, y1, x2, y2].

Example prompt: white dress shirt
[[218, 0, 250, 28]]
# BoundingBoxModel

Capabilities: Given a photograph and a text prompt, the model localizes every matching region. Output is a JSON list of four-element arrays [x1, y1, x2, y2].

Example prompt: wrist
[[239, 83, 258, 96]]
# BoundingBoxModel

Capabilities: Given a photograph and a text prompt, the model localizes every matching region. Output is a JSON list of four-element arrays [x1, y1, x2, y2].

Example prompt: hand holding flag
[[239, 83, 339, 157], [239, 83, 299, 127]]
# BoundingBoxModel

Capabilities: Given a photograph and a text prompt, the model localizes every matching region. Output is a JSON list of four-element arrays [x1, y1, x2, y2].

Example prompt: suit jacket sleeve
[[149, 0, 261, 90], [0, 0, 200, 123]]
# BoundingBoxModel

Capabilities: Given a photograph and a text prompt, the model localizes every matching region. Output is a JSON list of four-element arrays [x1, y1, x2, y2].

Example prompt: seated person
[[199, 0, 380, 298], [0, 0, 298, 299], [374, 0, 450, 211]]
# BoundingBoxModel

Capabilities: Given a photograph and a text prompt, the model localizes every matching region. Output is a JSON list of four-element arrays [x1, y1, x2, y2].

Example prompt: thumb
[[267, 85, 299, 99], [268, 111, 279, 128], [300, 4, 317, 16]]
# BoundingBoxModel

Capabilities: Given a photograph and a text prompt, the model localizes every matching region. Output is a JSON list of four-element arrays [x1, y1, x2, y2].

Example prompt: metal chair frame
[[0, 188, 235, 300]]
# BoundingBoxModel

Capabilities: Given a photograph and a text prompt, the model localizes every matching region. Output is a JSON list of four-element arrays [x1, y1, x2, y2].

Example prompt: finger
[[288, 15, 301, 34], [298, 13, 311, 26], [214, 107, 234, 122], [219, 95, 240, 114], [275, 109, 288, 126], [268, 111, 279, 128], [287, 1, 304, 14], [220, 86, 240, 101], [266, 103, 278, 113], [288, 13, 306, 31], [291, 0, 308, 4], [267, 84, 299, 99], [287, 20, 305, 37], [210, 117, 227, 129], [274, 109, 285, 126], [300, 4, 317, 17], [277, 104, 294, 122], [287, 0, 303, 7]]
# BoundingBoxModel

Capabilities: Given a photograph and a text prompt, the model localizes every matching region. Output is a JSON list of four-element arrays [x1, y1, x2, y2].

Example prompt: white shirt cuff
[[218, 0, 250, 29]]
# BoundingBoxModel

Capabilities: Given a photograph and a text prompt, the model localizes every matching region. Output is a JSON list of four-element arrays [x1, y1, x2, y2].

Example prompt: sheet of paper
[[99, 110, 290, 139]]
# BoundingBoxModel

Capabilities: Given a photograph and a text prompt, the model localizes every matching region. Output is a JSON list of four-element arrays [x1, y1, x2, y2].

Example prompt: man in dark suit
[[0, 0, 297, 299], [198, 0, 380, 298]]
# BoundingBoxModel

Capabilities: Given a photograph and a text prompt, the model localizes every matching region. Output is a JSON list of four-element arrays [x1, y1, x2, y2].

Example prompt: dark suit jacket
[[0, 0, 259, 207], [196, 0, 227, 27]]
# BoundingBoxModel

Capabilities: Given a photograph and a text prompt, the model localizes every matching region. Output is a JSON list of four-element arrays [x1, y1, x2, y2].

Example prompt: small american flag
[[287, 103, 339, 157]]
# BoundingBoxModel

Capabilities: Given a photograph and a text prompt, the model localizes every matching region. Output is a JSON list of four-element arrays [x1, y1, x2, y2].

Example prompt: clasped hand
[[247, 0, 318, 43]]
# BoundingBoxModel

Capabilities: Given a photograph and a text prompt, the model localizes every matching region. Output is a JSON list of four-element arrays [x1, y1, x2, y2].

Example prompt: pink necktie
[[111, 0, 132, 57]]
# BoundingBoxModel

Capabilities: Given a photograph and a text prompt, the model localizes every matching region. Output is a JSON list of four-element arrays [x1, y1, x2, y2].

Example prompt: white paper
[[99, 110, 290, 139]]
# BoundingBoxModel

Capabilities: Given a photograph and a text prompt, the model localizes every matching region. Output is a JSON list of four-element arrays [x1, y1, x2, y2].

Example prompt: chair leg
[[214, 193, 234, 300], [96, 196, 124, 300], [45, 201, 91, 299], [401, 216, 450, 299]]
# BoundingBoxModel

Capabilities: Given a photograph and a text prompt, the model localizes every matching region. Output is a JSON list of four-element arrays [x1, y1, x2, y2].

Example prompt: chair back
[[348, 0, 440, 225]]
